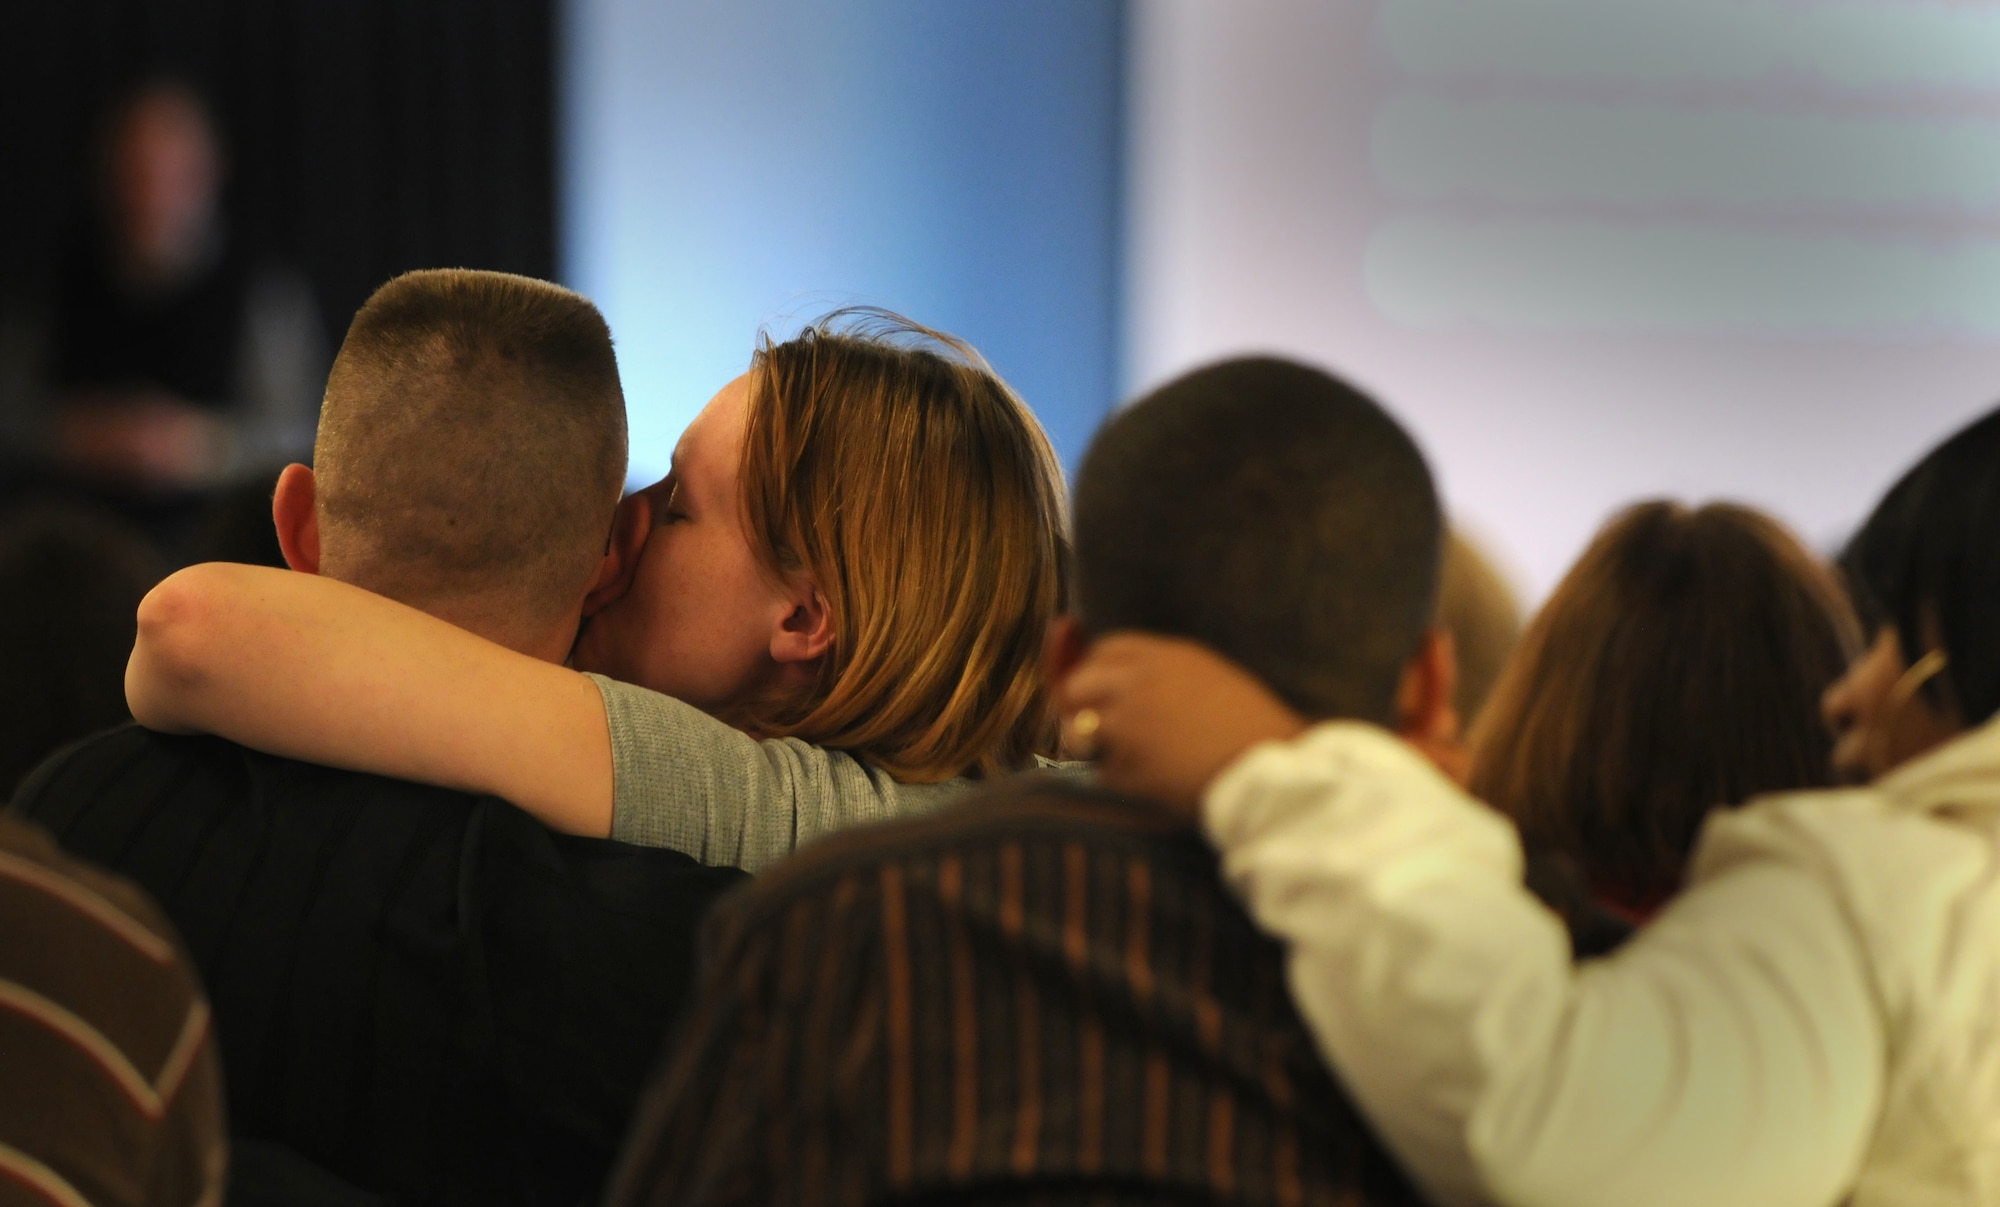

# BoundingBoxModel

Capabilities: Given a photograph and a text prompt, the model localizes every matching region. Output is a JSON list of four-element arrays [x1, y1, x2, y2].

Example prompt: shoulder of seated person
[[726, 772, 1206, 919], [18, 723, 485, 816]]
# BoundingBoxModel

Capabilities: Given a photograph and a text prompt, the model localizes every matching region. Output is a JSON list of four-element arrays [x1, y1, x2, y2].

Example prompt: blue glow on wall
[[561, 0, 1125, 485]]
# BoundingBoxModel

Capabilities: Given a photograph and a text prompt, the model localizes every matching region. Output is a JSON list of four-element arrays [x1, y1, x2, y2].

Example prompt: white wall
[[1127, 0, 2000, 597]]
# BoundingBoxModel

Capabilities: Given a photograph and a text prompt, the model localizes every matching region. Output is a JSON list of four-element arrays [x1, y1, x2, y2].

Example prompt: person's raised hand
[[1057, 633, 1307, 816]]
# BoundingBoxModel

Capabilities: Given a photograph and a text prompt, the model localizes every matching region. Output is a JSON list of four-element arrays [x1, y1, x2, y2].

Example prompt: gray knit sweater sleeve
[[585, 673, 966, 873]]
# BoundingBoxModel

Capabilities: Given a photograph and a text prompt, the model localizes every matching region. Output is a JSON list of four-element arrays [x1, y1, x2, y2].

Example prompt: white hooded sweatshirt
[[1204, 715, 2000, 1207]]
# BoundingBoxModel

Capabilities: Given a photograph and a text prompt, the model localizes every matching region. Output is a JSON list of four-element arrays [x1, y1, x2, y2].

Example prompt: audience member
[[1414, 527, 1524, 784], [1470, 501, 1859, 928], [607, 357, 1437, 1207], [1435, 527, 1522, 731], [124, 311, 1069, 871], [11, 79, 323, 494], [0, 502, 161, 794], [0, 810, 226, 1207], [15, 270, 746, 1205], [1062, 404, 2000, 1206]]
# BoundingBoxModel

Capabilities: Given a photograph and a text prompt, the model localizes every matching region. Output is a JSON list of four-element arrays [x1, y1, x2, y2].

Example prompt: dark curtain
[[0, 0, 559, 349]]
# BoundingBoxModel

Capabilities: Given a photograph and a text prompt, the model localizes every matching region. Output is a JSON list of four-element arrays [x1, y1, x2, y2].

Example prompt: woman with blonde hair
[[127, 310, 1068, 871]]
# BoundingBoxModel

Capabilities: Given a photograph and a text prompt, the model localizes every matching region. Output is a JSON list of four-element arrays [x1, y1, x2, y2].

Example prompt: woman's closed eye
[[656, 474, 690, 523]]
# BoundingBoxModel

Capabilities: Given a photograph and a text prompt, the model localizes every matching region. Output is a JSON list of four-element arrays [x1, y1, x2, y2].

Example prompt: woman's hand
[[1056, 633, 1308, 815]]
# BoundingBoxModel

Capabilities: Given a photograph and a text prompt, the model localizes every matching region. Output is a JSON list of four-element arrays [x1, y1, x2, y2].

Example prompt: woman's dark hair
[[1840, 406, 2000, 727], [1470, 502, 1860, 913]]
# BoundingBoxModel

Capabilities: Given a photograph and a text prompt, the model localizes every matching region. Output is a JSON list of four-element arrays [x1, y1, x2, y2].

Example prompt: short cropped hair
[[315, 269, 627, 624], [1842, 405, 2000, 727], [731, 310, 1068, 781], [1074, 357, 1442, 725], [1471, 502, 1860, 909]]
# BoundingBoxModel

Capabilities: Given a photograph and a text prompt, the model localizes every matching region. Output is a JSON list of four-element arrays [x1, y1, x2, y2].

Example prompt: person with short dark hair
[[1827, 407, 2000, 783], [15, 268, 746, 1205], [305, 266, 627, 644], [606, 356, 1440, 1207], [1071, 357, 1446, 726], [1062, 404, 2000, 1207], [1471, 501, 1860, 925]]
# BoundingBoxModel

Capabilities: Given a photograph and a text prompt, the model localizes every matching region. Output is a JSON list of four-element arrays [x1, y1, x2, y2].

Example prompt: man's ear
[[582, 491, 651, 617], [271, 462, 320, 574], [1042, 615, 1088, 692], [770, 581, 835, 665], [1395, 628, 1460, 750]]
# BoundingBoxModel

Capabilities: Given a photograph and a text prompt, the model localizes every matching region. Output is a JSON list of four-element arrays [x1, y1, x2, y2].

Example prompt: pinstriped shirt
[[0, 812, 226, 1207], [12, 723, 747, 1206], [610, 778, 1430, 1207]]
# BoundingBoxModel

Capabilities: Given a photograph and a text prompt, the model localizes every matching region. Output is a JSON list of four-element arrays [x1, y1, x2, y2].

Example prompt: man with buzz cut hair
[[303, 268, 628, 649], [15, 268, 747, 1207], [608, 356, 1447, 1207]]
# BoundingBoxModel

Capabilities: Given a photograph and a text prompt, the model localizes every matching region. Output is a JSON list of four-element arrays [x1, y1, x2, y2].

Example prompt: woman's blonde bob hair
[[725, 309, 1067, 781]]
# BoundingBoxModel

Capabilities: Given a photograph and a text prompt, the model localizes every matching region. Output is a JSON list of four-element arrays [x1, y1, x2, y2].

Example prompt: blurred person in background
[[1, 78, 323, 499], [0, 502, 161, 794], [1419, 527, 1525, 783], [1437, 528, 1521, 732], [1469, 501, 1859, 951]]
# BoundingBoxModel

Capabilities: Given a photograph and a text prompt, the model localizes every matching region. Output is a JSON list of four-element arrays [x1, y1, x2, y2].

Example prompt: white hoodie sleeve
[[1204, 722, 1884, 1207]]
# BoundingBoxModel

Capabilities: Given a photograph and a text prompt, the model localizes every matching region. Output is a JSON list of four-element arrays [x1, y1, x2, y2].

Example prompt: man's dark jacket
[[13, 724, 747, 1206]]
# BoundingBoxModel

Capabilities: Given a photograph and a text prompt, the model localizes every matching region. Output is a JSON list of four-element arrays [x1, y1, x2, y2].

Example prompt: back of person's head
[[1437, 527, 1524, 727], [0, 505, 162, 792], [1073, 356, 1442, 725], [1471, 501, 1860, 910], [732, 310, 1067, 780], [1842, 406, 2000, 727], [315, 268, 626, 633]]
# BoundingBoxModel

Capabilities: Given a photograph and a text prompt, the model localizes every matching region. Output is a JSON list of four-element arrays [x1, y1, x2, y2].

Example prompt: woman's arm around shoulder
[[127, 562, 615, 836], [1206, 724, 1885, 1207], [1062, 633, 1885, 1207]]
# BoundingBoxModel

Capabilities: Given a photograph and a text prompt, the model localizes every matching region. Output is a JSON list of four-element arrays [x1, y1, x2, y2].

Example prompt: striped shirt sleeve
[[0, 813, 227, 1207], [610, 783, 1430, 1207]]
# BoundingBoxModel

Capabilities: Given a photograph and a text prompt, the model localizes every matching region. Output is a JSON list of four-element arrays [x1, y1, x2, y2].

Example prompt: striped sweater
[[610, 777, 1430, 1207], [0, 812, 226, 1207]]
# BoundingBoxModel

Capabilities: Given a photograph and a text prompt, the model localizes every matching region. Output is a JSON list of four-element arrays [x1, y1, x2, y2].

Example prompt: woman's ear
[[771, 583, 835, 665], [271, 462, 320, 574]]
